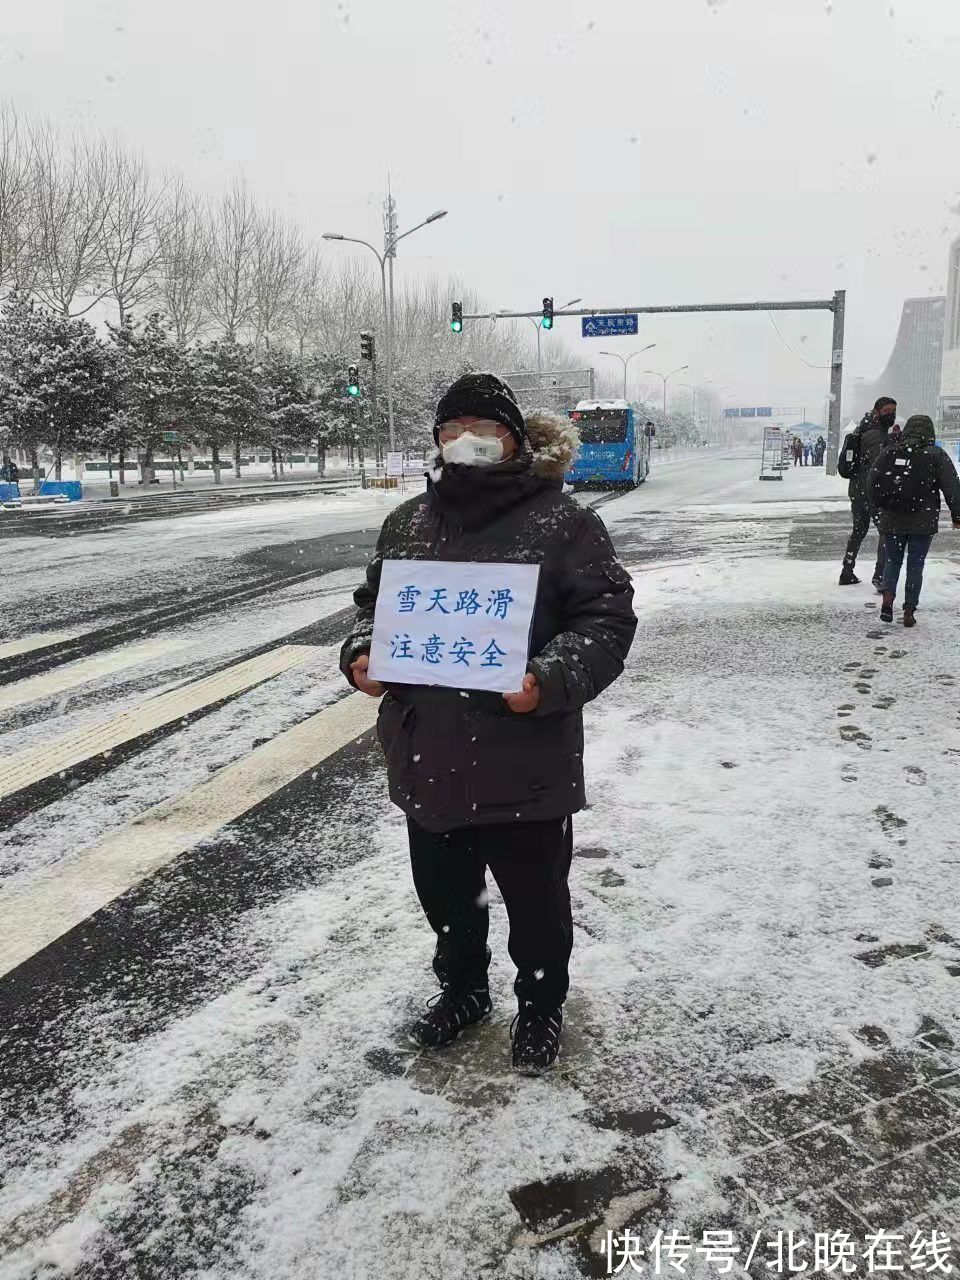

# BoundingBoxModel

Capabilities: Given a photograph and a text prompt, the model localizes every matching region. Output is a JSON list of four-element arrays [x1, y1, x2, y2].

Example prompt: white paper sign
[[368, 559, 541, 693], [385, 451, 404, 477]]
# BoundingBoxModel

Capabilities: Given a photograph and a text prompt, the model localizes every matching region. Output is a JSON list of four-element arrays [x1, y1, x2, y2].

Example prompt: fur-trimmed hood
[[524, 409, 581, 480]]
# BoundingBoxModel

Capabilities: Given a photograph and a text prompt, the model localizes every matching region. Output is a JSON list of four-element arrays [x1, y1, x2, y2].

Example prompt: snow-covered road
[[2, 449, 960, 1280]]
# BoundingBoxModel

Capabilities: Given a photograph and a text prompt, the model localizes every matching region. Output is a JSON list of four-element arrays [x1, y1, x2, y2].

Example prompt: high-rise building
[[856, 295, 945, 420], [940, 236, 960, 436]]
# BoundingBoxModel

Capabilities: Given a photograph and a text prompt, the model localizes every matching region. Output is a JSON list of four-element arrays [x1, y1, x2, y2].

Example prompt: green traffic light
[[450, 319, 462, 333], [541, 317, 553, 330], [347, 384, 360, 396]]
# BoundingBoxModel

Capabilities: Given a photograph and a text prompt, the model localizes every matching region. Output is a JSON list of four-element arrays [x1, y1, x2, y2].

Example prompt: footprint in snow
[[869, 854, 894, 869], [904, 765, 927, 786], [872, 877, 894, 889], [888, 649, 907, 659], [854, 683, 872, 694], [866, 630, 886, 640], [840, 726, 871, 744], [875, 804, 907, 835], [873, 696, 895, 710], [843, 662, 862, 671]]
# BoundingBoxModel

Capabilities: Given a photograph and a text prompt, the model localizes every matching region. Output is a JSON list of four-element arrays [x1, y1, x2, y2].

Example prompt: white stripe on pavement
[[0, 645, 320, 800], [0, 636, 185, 713], [0, 691, 379, 978], [0, 630, 84, 660]]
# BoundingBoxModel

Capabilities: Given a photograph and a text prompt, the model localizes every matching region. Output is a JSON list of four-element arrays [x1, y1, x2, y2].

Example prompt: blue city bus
[[565, 400, 652, 489]]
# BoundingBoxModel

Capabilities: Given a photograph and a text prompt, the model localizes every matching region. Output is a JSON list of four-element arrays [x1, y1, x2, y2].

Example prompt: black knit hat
[[434, 373, 526, 446], [874, 396, 897, 412]]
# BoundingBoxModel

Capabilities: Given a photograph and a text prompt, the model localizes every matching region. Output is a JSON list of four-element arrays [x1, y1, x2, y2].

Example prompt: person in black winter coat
[[839, 395, 897, 587], [340, 372, 637, 1074], [869, 413, 960, 626]]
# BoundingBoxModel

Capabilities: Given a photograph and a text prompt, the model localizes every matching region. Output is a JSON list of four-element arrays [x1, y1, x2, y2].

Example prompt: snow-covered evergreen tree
[[108, 312, 191, 485], [0, 290, 113, 479]]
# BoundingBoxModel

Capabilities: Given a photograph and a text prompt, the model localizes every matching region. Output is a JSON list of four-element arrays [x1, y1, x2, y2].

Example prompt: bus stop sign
[[581, 314, 639, 337]]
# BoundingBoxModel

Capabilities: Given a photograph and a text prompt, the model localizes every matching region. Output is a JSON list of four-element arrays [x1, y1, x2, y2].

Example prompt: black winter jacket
[[868, 430, 960, 537], [339, 412, 637, 833], [849, 412, 891, 501]]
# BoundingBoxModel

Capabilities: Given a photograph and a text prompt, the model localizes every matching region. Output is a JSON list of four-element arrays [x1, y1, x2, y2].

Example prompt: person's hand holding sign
[[351, 654, 385, 698], [503, 672, 540, 714]]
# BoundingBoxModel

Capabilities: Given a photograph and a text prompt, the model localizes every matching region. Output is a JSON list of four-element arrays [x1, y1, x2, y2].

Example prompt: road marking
[[0, 629, 84, 660], [0, 690, 379, 978], [0, 636, 186, 713], [0, 644, 320, 800]]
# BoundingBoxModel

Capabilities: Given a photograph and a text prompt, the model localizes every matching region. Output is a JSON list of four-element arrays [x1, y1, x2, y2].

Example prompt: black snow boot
[[880, 591, 894, 623], [511, 1004, 563, 1075], [839, 565, 860, 586], [409, 985, 492, 1048]]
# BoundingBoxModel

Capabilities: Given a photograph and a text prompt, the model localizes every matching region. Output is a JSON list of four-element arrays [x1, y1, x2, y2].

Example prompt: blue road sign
[[723, 408, 740, 418], [581, 314, 639, 338]]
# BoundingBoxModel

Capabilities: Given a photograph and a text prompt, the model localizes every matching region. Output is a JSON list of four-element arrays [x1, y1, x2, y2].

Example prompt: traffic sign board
[[581, 314, 639, 338], [162, 431, 180, 444]]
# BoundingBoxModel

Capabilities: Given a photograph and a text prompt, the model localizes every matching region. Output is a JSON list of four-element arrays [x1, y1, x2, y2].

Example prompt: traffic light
[[360, 331, 375, 362], [450, 301, 463, 333], [541, 297, 554, 330], [347, 364, 360, 396]]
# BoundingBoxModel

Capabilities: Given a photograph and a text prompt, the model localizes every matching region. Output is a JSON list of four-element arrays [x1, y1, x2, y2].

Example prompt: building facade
[[856, 295, 945, 421]]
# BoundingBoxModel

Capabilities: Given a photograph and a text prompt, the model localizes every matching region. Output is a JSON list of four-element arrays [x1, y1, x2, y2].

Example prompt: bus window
[[571, 409, 628, 445]]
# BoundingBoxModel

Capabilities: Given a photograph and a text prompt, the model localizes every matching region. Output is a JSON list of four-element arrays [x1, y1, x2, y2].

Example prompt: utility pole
[[826, 289, 845, 474]]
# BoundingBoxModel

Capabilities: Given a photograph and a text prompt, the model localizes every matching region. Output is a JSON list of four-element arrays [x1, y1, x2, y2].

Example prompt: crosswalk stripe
[[0, 629, 84, 661], [0, 690, 379, 979], [0, 644, 319, 800], [0, 636, 186, 713]]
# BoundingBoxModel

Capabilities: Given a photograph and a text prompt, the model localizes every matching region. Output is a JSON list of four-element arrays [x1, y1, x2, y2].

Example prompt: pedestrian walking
[[869, 414, 960, 626], [793, 438, 803, 467], [837, 396, 897, 588], [0, 457, 20, 486], [340, 373, 637, 1074], [802, 441, 811, 466], [815, 436, 826, 466]]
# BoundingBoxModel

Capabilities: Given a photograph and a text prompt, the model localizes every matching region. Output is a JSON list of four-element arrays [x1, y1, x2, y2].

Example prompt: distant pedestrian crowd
[[791, 435, 826, 467]]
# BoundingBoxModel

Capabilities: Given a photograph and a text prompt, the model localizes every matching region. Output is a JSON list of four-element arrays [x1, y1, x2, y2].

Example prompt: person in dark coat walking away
[[839, 396, 897, 587], [815, 436, 826, 467], [0, 457, 19, 486], [792, 438, 803, 466], [869, 414, 960, 626], [340, 373, 637, 1074]]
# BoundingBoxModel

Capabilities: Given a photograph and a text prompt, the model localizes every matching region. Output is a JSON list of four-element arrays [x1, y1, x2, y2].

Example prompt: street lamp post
[[597, 345, 657, 400], [323, 208, 447, 453], [641, 364, 690, 420]]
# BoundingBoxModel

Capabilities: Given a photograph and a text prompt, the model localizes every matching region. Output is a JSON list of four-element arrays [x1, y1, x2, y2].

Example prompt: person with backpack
[[815, 436, 827, 466], [869, 414, 960, 626], [837, 396, 897, 587]]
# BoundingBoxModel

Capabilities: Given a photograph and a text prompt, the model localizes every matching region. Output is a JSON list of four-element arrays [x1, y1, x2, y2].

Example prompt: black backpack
[[836, 430, 861, 480], [872, 444, 937, 513]]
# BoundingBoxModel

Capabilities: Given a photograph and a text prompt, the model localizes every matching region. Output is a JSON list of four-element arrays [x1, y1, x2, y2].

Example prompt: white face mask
[[440, 432, 505, 467]]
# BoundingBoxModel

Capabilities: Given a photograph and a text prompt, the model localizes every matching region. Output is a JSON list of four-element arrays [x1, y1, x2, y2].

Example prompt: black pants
[[408, 816, 574, 1011], [844, 492, 886, 577]]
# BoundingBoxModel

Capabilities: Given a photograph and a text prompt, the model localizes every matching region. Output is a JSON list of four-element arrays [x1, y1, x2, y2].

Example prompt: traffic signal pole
[[459, 293, 845, 473]]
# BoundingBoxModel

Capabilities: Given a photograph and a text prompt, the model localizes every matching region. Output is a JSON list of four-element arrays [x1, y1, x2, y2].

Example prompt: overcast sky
[[4, 0, 960, 416]]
